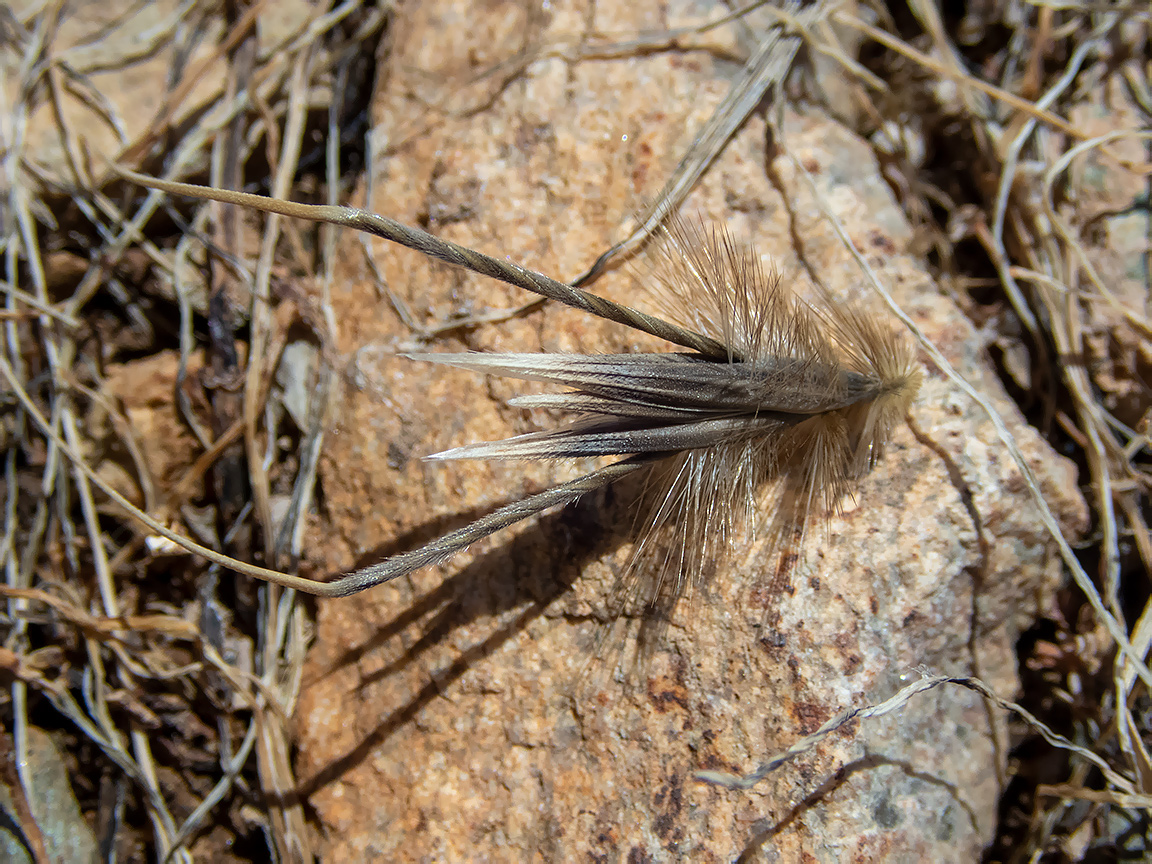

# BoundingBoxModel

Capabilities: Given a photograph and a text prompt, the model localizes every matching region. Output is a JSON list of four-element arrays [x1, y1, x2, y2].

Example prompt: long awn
[[112, 166, 922, 616]]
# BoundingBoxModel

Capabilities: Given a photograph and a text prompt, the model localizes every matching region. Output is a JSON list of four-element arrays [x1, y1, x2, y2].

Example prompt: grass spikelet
[[110, 167, 922, 623], [605, 219, 922, 639]]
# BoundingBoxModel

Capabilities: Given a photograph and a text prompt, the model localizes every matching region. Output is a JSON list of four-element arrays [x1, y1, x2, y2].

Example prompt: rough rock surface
[[295, 1, 1088, 859]]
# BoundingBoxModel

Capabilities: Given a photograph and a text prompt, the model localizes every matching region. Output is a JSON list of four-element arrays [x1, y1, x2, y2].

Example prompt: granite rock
[[295, 1, 1088, 859]]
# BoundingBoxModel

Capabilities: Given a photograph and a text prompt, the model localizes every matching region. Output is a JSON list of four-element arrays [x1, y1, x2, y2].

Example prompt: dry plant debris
[[1, 1, 384, 860], [0, 0, 1148, 860]]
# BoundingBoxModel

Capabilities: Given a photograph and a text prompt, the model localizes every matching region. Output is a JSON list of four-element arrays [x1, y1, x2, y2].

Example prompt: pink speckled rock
[[295, 1, 1087, 859]]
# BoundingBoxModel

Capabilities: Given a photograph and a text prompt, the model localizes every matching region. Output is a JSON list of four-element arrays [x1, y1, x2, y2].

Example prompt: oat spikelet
[[111, 168, 921, 611], [605, 220, 923, 627]]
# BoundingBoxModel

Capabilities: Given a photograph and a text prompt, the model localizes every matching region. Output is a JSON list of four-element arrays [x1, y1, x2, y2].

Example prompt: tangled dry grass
[[0, 0, 1148, 860]]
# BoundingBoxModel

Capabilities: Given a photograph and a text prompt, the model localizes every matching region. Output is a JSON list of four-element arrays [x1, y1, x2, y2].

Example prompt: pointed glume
[[114, 166, 922, 604]]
